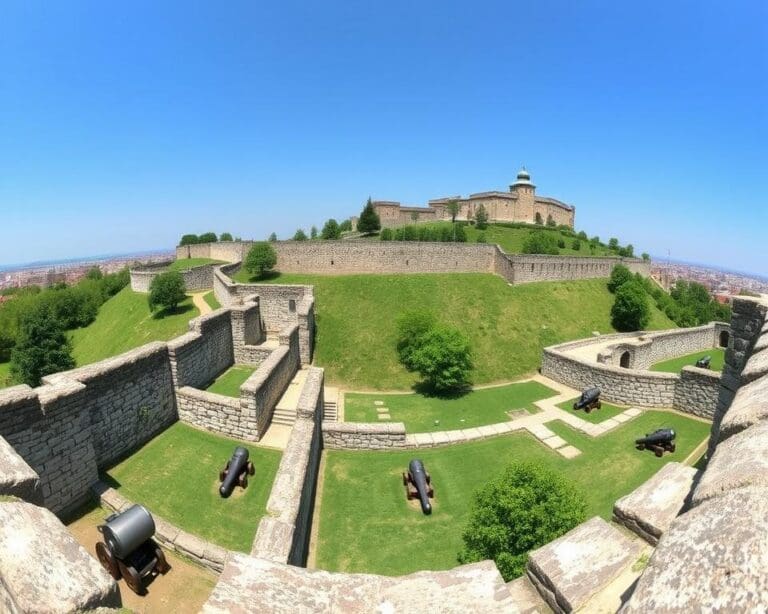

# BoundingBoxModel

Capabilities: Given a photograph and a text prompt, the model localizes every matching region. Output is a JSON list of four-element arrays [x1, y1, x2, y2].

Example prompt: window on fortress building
[[620, 351, 631, 368], [289, 299, 296, 313]]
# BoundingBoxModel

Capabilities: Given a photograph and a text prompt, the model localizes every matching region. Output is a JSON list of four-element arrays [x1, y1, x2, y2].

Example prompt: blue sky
[[1, 1, 766, 274]]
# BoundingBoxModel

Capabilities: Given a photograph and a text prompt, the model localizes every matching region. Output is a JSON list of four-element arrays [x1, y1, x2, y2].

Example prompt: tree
[[608, 264, 633, 293], [358, 198, 382, 234], [380, 228, 393, 241], [321, 219, 341, 240], [577, 231, 588, 240], [458, 462, 586, 581], [220, 232, 234, 241], [396, 310, 437, 370], [268, 232, 277, 242], [244, 242, 278, 279], [453, 223, 467, 242], [611, 282, 651, 331], [85, 266, 103, 281], [408, 325, 473, 393], [339, 219, 353, 232], [411, 211, 420, 223], [521, 231, 559, 255], [310, 226, 318, 240], [474, 204, 489, 230], [446, 200, 460, 223], [477, 232, 487, 243], [148, 271, 187, 313], [572, 239, 581, 251], [293, 229, 308, 241], [534, 212, 543, 225], [179, 234, 199, 246], [10, 303, 75, 387], [546, 214, 556, 227], [641, 253, 650, 261], [557, 238, 566, 249], [608, 237, 619, 251], [199, 232, 218, 243], [590, 235, 600, 245]]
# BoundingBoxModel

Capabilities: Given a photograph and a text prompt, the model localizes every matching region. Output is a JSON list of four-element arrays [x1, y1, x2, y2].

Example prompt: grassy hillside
[[0, 361, 13, 388], [168, 257, 225, 271], [239, 272, 675, 390], [70, 287, 198, 366]]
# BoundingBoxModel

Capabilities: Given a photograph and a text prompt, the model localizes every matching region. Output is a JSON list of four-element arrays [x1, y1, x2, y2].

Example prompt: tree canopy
[[244, 242, 278, 279], [521, 230, 559, 255], [357, 198, 381, 234], [321, 219, 341, 240], [611, 281, 651, 331], [148, 271, 187, 313]]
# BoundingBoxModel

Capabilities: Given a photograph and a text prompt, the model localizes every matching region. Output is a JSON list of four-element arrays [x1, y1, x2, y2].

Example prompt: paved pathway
[[191, 291, 213, 315]]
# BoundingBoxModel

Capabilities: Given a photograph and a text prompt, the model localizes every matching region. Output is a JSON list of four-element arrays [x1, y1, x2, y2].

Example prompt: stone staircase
[[270, 370, 308, 427], [323, 386, 339, 421]]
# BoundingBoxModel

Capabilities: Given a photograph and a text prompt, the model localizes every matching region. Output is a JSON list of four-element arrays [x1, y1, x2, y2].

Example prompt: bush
[[10, 303, 75, 387], [267, 233, 277, 242], [293, 229, 308, 241], [321, 219, 341, 240], [641, 252, 650, 261], [148, 271, 187, 313], [477, 232, 487, 243], [339, 219, 353, 232], [395, 310, 437, 370], [310, 226, 318, 239], [453, 223, 467, 242], [546, 215, 556, 227], [86, 266, 103, 281], [179, 234, 199, 246], [446, 200, 460, 223], [380, 228, 393, 241], [557, 238, 566, 249], [607, 264, 633, 293], [577, 231, 588, 240], [408, 325, 473, 392], [474, 205, 489, 230], [221, 232, 234, 242], [458, 462, 586, 581], [522, 231, 559, 255], [245, 242, 278, 279], [611, 281, 651, 331], [572, 239, 581, 251], [358, 198, 381, 234], [534, 212, 543, 225], [199, 232, 218, 243], [608, 238, 619, 251]]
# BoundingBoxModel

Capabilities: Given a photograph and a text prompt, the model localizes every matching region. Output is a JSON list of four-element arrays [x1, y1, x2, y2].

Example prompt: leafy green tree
[[611, 282, 651, 331], [453, 223, 467, 242], [411, 211, 420, 223], [199, 232, 218, 243], [244, 242, 278, 279], [380, 228, 393, 241], [86, 266, 103, 281], [474, 205, 489, 230], [396, 310, 437, 370], [293, 229, 308, 241], [267, 232, 277, 242], [641, 252, 650, 261], [572, 239, 581, 251], [179, 234, 199, 246], [220, 232, 234, 241], [10, 303, 75, 387], [339, 219, 353, 232], [522, 231, 559, 255], [446, 200, 460, 223], [408, 325, 473, 393], [458, 462, 586, 581], [148, 271, 187, 313], [477, 232, 487, 243], [546, 214, 556, 227], [358, 198, 381, 234], [321, 219, 341, 240], [577, 231, 588, 240], [310, 226, 318, 239], [557, 238, 566, 249], [590, 235, 600, 245], [534, 212, 543, 225], [607, 264, 633, 293], [608, 237, 619, 251]]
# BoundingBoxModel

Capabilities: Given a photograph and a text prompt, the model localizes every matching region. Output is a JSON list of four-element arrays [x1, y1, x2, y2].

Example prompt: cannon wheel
[[655, 448, 663, 458], [585, 406, 592, 414], [670, 444, 676, 453], [247, 461, 255, 476], [219, 469, 227, 482], [155, 546, 171, 574], [118, 561, 145, 596], [95, 542, 121, 580], [238, 473, 248, 489]]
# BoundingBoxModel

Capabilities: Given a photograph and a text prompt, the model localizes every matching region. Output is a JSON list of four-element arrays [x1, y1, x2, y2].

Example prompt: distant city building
[[371, 168, 575, 229]]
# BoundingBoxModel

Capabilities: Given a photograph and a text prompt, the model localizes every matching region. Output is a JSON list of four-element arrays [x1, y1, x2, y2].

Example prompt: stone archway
[[719, 330, 730, 348], [620, 351, 631, 368]]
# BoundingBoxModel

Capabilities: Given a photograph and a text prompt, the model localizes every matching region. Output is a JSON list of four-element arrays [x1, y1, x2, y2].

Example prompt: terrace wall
[[167, 310, 234, 390], [129, 260, 220, 292], [321, 422, 408, 449]]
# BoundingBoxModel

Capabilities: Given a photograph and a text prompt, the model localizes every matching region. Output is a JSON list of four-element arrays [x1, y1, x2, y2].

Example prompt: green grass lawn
[[167, 257, 225, 271], [104, 422, 281, 552], [70, 287, 198, 366], [206, 365, 257, 397], [203, 290, 221, 310], [345, 381, 556, 432], [0, 361, 14, 389], [316, 410, 710, 576], [230, 272, 676, 390], [649, 347, 725, 373], [556, 398, 627, 424]]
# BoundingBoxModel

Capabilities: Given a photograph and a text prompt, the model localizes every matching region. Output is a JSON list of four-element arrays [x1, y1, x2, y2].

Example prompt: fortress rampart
[[130, 260, 222, 293]]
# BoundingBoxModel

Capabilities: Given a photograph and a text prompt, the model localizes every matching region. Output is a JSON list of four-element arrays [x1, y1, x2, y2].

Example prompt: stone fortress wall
[[541, 323, 729, 418], [130, 260, 222, 293]]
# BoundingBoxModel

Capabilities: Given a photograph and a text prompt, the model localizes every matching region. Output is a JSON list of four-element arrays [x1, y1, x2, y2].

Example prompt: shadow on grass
[[241, 270, 284, 283], [411, 381, 472, 400], [151, 303, 195, 320]]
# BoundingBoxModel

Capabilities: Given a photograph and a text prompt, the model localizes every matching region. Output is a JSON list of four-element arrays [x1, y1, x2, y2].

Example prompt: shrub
[[458, 462, 586, 581], [357, 198, 381, 234], [179, 234, 199, 246], [395, 310, 437, 370], [474, 205, 489, 230], [534, 212, 543, 225], [380, 228, 393, 241], [546, 215, 556, 227], [199, 232, 218, 243], [408, 325, 473, 392], [608, 237, 619, 251], [86, 266, 103, 281], [148, 271, 187, 313], [607, 264, 633, 293], [453, 223, 467, 242], [267, 233, 277, 242], [572, 239, 581, 251], [245, 242, 278, 279], [339, 219, 353, 232], [321, 219, 341, 240], [477, 232, 487, 243], [220, 232, 234, 241], [522, 231, 559, 255], [310, 226, 318, 239], [641, 252, 650, 261], [611, 282, 651, 331], [293, 229, 308, 241], [577, 231, 588, 240], [446, 200, 460, 223], [557, 238, 566, 249]]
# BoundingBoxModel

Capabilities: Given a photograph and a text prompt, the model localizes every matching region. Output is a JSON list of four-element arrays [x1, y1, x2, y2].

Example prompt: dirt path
[[191, 292, 213, 316]]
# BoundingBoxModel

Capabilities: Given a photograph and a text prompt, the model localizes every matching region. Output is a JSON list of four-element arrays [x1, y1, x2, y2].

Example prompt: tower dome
[[516, 167, 530, 181], [510, 166, 535, 190]]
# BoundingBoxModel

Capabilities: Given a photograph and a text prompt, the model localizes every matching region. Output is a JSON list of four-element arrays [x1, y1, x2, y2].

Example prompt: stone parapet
[[130, 260, 220, 293], [0, 435, 42, 505], [322, 421, 407, 449]]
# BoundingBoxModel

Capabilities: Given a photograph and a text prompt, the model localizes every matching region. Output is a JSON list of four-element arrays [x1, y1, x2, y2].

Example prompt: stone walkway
[[191, 291, 213, 316]]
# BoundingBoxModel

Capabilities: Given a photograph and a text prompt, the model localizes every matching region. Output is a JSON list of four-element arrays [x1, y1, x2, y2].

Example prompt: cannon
[[695, 355, 711, 369], [219, 446, 255, 498], [573, 387, 602, 413], [636, 428, 676, 457], [95, 504, 169, 595], [403, 459, 434, 515]]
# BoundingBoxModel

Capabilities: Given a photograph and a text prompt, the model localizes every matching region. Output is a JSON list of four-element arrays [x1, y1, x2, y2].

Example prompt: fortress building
[[372, 168, 576, 229]]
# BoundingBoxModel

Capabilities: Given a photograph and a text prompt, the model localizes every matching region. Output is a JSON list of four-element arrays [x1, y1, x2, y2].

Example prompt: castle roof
[[510, 166, 535, 188], [535, 196, 574, 212]]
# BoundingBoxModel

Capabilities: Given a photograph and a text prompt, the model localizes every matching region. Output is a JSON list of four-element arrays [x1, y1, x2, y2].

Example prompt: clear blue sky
[[1, 1, 766, 274]]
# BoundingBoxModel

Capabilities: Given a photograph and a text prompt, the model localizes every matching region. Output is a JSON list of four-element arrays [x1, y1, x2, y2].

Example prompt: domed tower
[[510, 167, 536, 221]]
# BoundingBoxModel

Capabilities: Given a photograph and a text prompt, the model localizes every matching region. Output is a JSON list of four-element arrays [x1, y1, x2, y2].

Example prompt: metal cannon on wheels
[[636, 428, 676, 457], [403, 459, 434, 515], [695, 355, 712, 369], [95, 504, 170, 595], [573, 387, 602, 414], [219, 446, 255, 498]]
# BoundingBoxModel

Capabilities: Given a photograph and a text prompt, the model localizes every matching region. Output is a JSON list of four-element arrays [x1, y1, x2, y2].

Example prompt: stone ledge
[[716, 375, 768, 443], [0, 435, 43, 505]]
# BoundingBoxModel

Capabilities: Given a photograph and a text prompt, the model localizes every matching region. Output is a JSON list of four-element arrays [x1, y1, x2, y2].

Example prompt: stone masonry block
[[0, 436, 42, 504], [717, 374, 768, 443]]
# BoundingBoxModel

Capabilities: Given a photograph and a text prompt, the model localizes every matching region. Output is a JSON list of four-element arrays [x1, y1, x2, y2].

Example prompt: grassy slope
[[650, 347, 725, 373], [203, 290, 221, 310], [105, 422, 281, 552], [345, 381, 555, 432], [206, 365, 257, 397], [465, 224, 612, 257], [234, 272, 676, 390], [0, 361, 13, 388], [316, 410, 710, 575], [70, 287, 198, 366], [556, 398, 627, 424], [168, 258, 225, 271]]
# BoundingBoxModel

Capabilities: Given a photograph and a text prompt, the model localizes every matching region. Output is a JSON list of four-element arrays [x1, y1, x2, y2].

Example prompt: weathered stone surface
[[624, 487, 768, 612], [693, 420, 768, 505], [505, 576, 549, 613], [0, 436, 42, 504], [322, 421, 407, 450], [203, 555, 519, 613], [740, 347, 768, 384], [717, 373, 768, 443], [613, 462, 696, 545], [557, 445, 581, 459], [526, 516, 642, 614], [0, 501, 120, 612]]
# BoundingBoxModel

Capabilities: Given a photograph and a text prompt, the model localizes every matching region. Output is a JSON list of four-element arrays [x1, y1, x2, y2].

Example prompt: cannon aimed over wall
[[219, 446, 255, 498], [695, 355, 712, 369], [573, 386, 602, 413], [403, 459, 434, 515], [636, 428, 676, 457]]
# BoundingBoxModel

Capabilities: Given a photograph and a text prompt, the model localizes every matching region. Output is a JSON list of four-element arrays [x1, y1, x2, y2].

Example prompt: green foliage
[[641, 252, 650, 261], [310, 225, 318, 239], [179, 234, 199, 246], [521, 231, 559, 255], [395, 310, 437, 370], [608, 237, 619, 250], [577, 231, 588, 240], [572, 239, 581, 251], [458, 462, 586, 580], [607, 264, 633, 293], [408, 325, 473, 393], [10, 303, 75, 387], [557, 238, 566, 249], [474, 204, 489, 230], [199, 232, 218, 243], [357, 198, 381, 234], [245, 242, 278, 279], [220, 232, 234, 242], [293, 228, 308, 241], [386, 222, 468, 243], [410, 211, 420, 223], [86, 266, 103, 280], [590, 235, 600, 245], [321, 219, 341, 240], [446, 200, 460, 223], [380, 228, 393, 241], [618, 244, 634, 257], [148, 271, 187, 313], [546, 214, 556, 227], [534, 212, 543, 225], [339, 219, 353, 232], [611, 281, 651, 331], [477, 232, 487, 243], [453, 223, 467, 242]]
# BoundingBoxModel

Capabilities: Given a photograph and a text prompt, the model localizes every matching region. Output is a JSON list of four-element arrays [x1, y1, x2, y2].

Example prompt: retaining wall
[[130, 260, 221, 292], [168, 310, 234, 390], [322, 422, 408, 449]]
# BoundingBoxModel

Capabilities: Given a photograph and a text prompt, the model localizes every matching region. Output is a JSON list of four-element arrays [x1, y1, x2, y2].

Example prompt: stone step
[[504, 575, 550, 613], [323, 400, 338, 421]]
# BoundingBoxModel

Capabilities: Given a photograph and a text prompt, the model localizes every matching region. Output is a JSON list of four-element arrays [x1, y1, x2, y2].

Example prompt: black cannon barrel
[[220, 446, 250, 498], [409, 459, 432, 515], [574, 387, 600, 410], [98, 504, 155, 559], [695, 356, 711, 368], [636, 428, 676, 446]]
